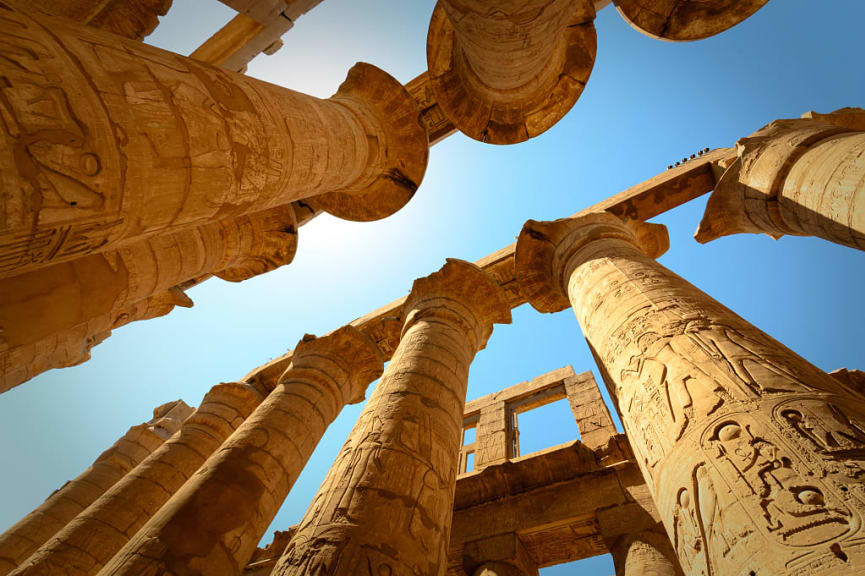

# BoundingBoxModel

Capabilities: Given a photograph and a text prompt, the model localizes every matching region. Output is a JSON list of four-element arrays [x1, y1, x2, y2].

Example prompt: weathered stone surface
[[0, 401, 192, 575], [0, 3, 428, 280], [613, 0, 769, 41], [832, 368, 865, 398], [273, 259, 511, 576], [98, 327, 383, 576], [516, 211, 865, 574], [11, 383, 262, 576], [696, 112, 865, 252], [427, 0, 596, 144], [27, 0, 171, 40], [610, 526, 683, 576], [0, 205, 297, 393]]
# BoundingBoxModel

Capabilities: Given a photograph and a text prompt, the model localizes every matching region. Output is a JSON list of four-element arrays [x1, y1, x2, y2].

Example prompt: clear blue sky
[[1, 1, 864, 574]]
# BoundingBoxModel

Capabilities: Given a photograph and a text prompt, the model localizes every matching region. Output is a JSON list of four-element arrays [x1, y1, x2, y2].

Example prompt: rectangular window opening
[[514, 397, 580, 457]]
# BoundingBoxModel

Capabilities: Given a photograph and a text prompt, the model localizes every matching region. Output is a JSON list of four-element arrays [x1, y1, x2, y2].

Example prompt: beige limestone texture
[[515, 211, 865, 574], [696, 111, 865, 252], [0, 204, 297, 393], [610, 526, 684, 576], [27, 0, 171, 40], [0, 401, 192, 575], [273, 259, 511, 576], [98, 326, 383, 576], [10, 383, 263, 576], [0, 2, 428, 280], [612, 0, 769, 41], [426, 0, 596, 144]]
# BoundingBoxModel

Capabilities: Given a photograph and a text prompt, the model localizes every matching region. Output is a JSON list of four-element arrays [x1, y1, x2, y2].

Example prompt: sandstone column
[[11, 382, 263, 576], [515, 212, 865, 574], [0, 401, 191, 575], [0, 204, 297, 393], [695, 111, 865, 252], [612, 0, 769, 41], [426, 0, 596, 144], [98, 326, 383, 576], [274, 259, 511, 576], [0, 2, 428, 279], [610, 527, 683, 576], [464, 534, 538, 576]]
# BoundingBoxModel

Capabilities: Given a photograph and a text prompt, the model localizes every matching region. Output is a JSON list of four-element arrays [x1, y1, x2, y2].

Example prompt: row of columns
[[3, 109, 864, 574]]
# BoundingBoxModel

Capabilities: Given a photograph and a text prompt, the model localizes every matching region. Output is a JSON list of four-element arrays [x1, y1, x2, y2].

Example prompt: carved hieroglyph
[[610, 526, 684, 576], [426, 0, 596, 144], [515, 212, 865, 574], [11, 383, 262, 576], [98, 327, 383, 576], [0, 203, 297, 393], [0, 401, 191, 575], [696, 111, 865, 252], [612, 0, 770, 41], [0, 2, 428, 279], [26, 0, 171, 40], [274, 259, 511, 576]]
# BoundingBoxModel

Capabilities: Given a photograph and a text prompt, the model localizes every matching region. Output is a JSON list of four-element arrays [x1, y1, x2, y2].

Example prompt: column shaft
[[0, 402, 191, 575], [98, 327, 383, 576], [696, 113, 865, 252], [274, 259, 510, 576], [611, 527, 683, 576], [11, 383, 262, 576], [0, 2, 427, 279], [0, 204, 297, 393], [426, 0, 596, 143], [516, 213, 865, 574]]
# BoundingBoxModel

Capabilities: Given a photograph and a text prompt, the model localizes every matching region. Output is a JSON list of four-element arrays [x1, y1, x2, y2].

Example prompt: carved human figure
[[10, 383, 263, 576], [515, 211, 865, 574], [98, 327, 383, 576], [0, 401, 191, 575], [696, 111, 865, 252], [426, 0, 596, 143], [0, 2, 428, 279], [272, 259, 511, 576]]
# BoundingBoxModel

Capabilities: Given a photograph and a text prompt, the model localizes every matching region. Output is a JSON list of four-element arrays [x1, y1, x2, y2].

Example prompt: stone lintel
[[244, 150, 728, 389]]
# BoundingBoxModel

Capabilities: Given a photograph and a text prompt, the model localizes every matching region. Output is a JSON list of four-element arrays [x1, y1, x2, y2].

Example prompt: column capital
[[426, 0, 596, 144], [281, 325, 383, 405], [695, 117, 851, 243], [515, 212, 668, 313], [309, 63, 430, 222], [613, 0, 768, 41], [403, 258, 511, 351]]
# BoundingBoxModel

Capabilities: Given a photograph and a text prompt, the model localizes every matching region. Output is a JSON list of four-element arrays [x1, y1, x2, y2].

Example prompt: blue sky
[[1, 1, 864, 574]]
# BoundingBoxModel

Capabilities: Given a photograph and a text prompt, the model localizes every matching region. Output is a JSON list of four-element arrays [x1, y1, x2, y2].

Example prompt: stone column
[[0, 2, 428, 280], [426, 0, 596, 144], [0, 204, 297, 393], [26, 0, 171, 40], [695, 111, 865, 252], [274, 259, 511, 576], [610, 527, 683, 576], [0, 401, 191, 575], [515, 212, 865, 574], [464, 533, 538, 576], [11, 382, 263, 576], [612, 0, 769, 41], [98, 326, 383, 576]]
